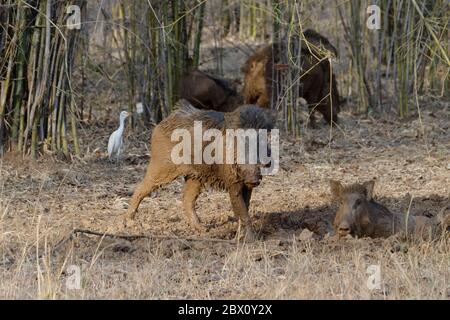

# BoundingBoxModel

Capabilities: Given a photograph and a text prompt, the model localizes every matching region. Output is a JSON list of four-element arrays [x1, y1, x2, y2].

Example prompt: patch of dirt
[[1, 101, 448, 242]]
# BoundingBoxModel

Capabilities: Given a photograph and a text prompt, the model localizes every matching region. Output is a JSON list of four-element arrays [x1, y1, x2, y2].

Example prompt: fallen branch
[[52, 228, 236, 254]]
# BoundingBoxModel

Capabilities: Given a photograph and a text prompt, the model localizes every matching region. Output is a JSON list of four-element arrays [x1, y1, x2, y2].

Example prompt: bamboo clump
[[0, 0, 84, 157]]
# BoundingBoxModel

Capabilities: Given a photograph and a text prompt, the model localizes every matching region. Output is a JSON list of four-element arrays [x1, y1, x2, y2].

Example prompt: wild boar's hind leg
[[182, 178, 204, 231], [229, 185, 256, 241], [126, 163, 178, 220]]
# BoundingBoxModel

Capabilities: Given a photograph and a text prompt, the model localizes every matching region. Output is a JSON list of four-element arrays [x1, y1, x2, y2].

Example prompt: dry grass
[[1, 0, 448, 300], [0, 99, 449, 299], [2, 236, 448, 299]]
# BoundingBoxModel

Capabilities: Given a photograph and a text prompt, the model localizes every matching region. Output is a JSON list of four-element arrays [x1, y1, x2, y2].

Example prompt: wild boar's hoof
[[125, 207, 137, 220], [238, 227, 257, 243], [189, 221, 207, 233], [122, 210, 137, 228]]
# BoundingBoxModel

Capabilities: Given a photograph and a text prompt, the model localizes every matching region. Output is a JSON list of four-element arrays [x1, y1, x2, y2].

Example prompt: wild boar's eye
[[354, 199, 362, 208]]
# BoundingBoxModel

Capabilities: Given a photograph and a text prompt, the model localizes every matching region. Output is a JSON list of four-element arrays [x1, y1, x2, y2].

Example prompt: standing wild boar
[[126, 100, 274, 241], [330, 180, 445, 239], [241, 29, 340, 126], [179, 69, 243, 112]]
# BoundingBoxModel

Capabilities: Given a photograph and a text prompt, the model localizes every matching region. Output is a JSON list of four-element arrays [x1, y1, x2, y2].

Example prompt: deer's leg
[[303, 71, 322, 129], [317, 100, 335, 126], [307, 107, 317, 128], [182, 178, 204, 232]]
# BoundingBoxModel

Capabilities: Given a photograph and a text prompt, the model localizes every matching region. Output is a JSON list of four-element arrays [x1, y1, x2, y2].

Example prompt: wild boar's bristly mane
[[171, 100, 274, 132], [164, 99, 225, 130], [225, 105, 275, 130], [341, 183, 368, 195]]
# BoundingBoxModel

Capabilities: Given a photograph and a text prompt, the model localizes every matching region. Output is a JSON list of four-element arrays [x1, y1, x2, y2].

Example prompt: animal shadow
[[257, 204, 335, 239]]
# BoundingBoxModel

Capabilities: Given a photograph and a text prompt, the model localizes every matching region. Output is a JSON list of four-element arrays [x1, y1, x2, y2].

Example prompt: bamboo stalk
[[193, 0, 206, 67], [24, 0, 52, 152], [31, 108, 39, 159], [11, 3, 27, 147], [1, 0, 446, 159], [70, 97, 80, 155]]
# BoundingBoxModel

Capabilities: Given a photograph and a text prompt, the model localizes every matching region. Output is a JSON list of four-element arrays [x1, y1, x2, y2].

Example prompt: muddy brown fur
[[330, 180, 446, 239], [126, 100, 274, 241], [241, 29, 340, 126], [179, 69, 244, 112]]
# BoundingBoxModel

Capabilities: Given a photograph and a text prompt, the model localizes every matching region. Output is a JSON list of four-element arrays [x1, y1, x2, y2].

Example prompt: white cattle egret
[[108, 111, 130, 163]]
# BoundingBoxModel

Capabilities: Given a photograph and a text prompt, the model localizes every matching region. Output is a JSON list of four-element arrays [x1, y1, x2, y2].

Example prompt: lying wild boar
[[179, 69, 243, 112], [126, 100, 274, 241], [330, 180, 445, 239], [241, 29, 340, 126]]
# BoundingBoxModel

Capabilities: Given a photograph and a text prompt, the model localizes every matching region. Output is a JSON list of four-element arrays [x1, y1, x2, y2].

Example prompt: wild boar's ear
[[330, 180, 343, 200], [363, 180, 376, 200]]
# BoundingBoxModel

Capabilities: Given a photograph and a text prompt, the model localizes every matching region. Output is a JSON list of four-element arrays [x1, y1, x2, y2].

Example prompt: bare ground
[[0, 99, 449, 299]]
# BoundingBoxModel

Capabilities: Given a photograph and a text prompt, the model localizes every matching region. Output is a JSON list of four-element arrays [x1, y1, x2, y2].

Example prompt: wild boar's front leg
[[182, 178, 204, 232], [242, 185, 252, 210], [229, 184, 256, 241]]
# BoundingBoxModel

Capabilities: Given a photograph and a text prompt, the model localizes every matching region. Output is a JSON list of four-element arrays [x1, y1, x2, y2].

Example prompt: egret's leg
[[182, 178, 204, 231], [117, 143, 122, 167]]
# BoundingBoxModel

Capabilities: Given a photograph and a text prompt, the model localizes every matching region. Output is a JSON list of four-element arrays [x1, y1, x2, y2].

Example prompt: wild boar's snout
[[240, 165, 262, 187], [245, 172, 262, 187], [337, 220, 351, 237], [334, 205, 353, 237]]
